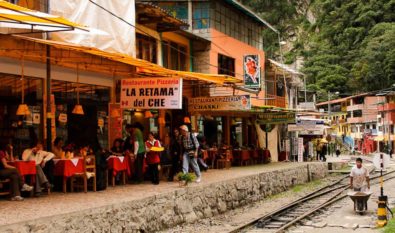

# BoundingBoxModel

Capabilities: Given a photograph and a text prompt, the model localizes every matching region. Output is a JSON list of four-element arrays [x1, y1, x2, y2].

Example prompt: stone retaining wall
[[2, 163, 328, 233]]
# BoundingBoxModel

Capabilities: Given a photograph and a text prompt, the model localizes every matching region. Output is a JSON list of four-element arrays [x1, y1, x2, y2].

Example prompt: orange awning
[[0, 0, 96, 34], [10, 35, 242, 85]]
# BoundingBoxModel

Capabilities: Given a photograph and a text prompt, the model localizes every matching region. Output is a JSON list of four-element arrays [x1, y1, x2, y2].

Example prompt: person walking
[[145, 132, 161, 185], [179, 125, 201, 183], [350, 157, 370, 210], [320, 143, 327, 162]]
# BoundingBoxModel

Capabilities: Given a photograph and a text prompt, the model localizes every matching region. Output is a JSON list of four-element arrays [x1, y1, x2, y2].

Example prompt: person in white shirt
[[350, 157, 370, 192], [22, 141, 54, 196]]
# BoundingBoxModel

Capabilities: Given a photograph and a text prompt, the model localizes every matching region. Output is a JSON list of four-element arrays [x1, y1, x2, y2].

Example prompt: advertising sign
[[285, 139, 290, 153], [243, 54, 261, 89], [120, 78, 182, 109], [298, 137, 304, 162], [189, 95, 251, 112], [256, 112, 296, 124]]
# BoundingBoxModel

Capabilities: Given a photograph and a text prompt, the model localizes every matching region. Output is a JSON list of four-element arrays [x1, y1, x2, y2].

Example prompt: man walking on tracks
[[350, 157, 370, 192], [350, 157, 370, 212]]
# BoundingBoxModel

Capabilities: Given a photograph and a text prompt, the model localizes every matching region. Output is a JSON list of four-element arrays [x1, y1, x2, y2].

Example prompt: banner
[[120, 78, 182, 109], [50, 0, 135, 56], [243, 54, 261, 89], [298, 137, 304, 162], [256, 112, 295, 124], [189, 95, 251, 112]]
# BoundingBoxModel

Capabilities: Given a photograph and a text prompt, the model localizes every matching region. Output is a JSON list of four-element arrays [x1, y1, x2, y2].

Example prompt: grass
[[291, 180, 322, 193], [267, 179, 324, 200], [382, 208, 395, 233]]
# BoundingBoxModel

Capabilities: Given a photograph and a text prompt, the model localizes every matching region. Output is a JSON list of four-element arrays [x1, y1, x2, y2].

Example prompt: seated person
[[110, 138, 124, 156], [0, 145, 33, 201], [52, 137, 64, 159], [22, 141, 54, 196]]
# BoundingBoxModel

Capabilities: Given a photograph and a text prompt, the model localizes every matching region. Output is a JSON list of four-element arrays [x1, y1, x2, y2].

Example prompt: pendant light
[[144, 110, 153, 118], [72, 65, 84, 115], [16, 58, 31, 116], [184, 116, 191, 124]]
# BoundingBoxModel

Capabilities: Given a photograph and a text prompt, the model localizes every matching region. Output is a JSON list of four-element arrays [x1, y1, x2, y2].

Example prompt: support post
[[46, 45, 52, 151]]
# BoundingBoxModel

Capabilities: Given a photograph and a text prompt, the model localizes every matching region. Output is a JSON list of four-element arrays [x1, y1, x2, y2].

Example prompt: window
[[192, 2, 210, 29], [157, 2, 188, 21], [136, 34, 157, 64], [218, 54, 235, 76], [162, 41, 188, 71], [353, 110, 362, 117]]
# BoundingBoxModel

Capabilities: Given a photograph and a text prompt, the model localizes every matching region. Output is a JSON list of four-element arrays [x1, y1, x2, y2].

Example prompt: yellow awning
[[12, 35, 242, 85], [0, 0, 90, 33], [374, 136, 384, 142]]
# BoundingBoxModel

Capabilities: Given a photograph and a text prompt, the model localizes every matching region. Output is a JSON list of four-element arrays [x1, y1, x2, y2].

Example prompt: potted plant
[[177, 172, 195, 186]]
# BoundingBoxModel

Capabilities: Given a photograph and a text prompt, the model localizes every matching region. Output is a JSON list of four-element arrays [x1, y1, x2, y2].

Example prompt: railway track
[[229, 169, 395, 233]]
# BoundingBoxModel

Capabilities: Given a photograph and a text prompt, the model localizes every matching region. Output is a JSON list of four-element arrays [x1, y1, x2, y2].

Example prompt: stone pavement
[[0, 162, 326, 228]]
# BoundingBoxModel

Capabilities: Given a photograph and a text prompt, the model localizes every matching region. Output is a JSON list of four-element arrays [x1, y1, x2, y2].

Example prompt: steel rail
[[229, 169, 395, 233]]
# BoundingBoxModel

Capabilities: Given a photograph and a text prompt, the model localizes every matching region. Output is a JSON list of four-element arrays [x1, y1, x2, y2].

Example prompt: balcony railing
[[378, 103, 395, 111], [266, 94, 286, 108]]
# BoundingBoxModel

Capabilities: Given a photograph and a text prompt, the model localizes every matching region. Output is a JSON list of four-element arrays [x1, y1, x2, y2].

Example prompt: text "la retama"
[[124, 87, 176, 107]]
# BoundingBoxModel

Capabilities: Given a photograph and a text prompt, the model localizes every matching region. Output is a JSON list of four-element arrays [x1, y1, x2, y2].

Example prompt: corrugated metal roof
[[224, 0, 277, 32]]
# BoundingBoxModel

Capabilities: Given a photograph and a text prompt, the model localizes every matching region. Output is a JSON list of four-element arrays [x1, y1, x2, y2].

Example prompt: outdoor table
[[9, 160, 36, 183], [53, 158, 84, 193], [107, 156, 130, 186]]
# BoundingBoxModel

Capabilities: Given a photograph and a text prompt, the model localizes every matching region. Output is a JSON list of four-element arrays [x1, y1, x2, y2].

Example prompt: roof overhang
[[0, 0, 93, 34], [224, 0, 277, 33], [0, 35, 241, 86], [136, 2, 188, 32], [268, 59, 303, 76]]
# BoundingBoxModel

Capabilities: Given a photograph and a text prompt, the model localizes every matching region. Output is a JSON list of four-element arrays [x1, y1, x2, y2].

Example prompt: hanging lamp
[[16, 58, 31, 116], [72, 65, 84, 115], [144, 111, 153, 118], [184, 116, 191, 124]]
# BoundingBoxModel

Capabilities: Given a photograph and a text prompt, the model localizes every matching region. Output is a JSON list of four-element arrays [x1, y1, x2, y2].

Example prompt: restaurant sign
[[256, 112, 295, 124], [120, 78, 182, 109], [243, 54, 261, 89], [189, 95, 251, 112]]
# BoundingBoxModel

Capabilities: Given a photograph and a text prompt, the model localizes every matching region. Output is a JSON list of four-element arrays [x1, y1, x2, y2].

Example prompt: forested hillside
[[242, 0, 395, 99]]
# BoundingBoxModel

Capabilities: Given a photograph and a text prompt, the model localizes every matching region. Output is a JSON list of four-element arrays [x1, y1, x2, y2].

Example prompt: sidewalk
[[0, 162, 321, 227]]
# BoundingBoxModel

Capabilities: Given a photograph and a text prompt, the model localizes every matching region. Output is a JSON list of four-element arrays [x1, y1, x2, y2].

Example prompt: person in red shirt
[[145, 132, 161, 185], [0, 145, 33, 201]]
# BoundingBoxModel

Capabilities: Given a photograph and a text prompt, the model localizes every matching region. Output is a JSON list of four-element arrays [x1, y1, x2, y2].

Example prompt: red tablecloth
[[53, 158, 84, 177], [107, 156, 131, 176], [9, 161, 36, 176]]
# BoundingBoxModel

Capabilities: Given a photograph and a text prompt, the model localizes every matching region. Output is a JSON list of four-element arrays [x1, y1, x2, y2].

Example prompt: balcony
[[347, 117, 363, 124], [266, 94, 286, 108], [378, 103, 395, 111], [347, 104, 364, 112]]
